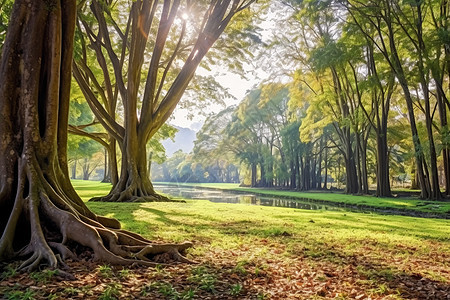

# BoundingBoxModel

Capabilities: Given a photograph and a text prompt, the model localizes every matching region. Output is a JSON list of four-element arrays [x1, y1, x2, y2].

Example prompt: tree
[[73, 0, 256, 202], [0, 0, 253, 272], [342, 0, 439, 199], [272, 0, 448, 197]]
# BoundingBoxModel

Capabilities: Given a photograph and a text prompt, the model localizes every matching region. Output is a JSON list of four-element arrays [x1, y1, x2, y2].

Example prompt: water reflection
[[154, 184, 341, 211]]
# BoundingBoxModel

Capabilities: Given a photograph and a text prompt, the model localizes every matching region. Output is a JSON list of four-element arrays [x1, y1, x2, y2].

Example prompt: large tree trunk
[[92, 136, 169, 202], [0, 0, 191, 271], [345, 155, 359, 194]]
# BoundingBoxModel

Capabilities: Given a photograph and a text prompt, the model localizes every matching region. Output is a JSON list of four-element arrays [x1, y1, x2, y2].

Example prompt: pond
[[154, 184, 346, 212], [154, 184, 450, 219]]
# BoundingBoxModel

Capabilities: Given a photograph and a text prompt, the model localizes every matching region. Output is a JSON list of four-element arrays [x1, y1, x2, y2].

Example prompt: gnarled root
[[89, 179, 173, 203], [90, 189, 173, 203], [135, 242, 195, 264], [0, 160, 194, 272]]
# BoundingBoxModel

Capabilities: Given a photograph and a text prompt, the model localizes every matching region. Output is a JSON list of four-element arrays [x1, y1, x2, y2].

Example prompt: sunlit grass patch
[[71, 180, 112, 201]]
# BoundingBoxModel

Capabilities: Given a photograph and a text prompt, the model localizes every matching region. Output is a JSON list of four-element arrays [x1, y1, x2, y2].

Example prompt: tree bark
[[290, 160, 296, 189], [260, 161, 267, 187], [101, 139, 119, 186], [92, 137, 169, 202], [360, 132, 370, 194], [82, 158, 90, 180], [343, 129, 359, 194], [355, 133, 363, 194], [102, 147, 109, 182], [317, 139, 323, 190], [0, 0, 192, 271]]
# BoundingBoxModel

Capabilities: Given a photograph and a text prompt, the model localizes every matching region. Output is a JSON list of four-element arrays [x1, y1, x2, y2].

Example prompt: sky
[[168, 7, 278, 132], [168, 70, 258, 131]]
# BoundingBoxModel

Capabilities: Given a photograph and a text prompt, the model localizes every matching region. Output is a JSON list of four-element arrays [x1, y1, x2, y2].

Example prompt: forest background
[[61, 0, 450, 201]]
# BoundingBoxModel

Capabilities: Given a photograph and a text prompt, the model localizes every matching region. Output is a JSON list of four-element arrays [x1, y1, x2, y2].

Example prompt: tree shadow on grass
[[87, 203, 231, 239], [138, 207, 183, 226]]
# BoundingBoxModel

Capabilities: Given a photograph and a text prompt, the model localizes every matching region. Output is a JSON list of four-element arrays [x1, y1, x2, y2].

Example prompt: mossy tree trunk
[[0, 0, 192, 271]]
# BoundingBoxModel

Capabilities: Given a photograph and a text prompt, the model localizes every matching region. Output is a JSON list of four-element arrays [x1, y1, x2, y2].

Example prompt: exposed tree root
[[90, 192, 173, 203], [0, 0, 195, 275], [0, 157, 194, 273], [89, 179, 175, 203]]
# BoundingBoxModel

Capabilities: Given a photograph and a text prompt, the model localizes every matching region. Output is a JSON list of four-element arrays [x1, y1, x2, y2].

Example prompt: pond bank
[[155, 182, 450, 219]]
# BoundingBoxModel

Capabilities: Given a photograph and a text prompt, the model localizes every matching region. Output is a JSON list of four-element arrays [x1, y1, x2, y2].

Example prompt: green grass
[[3, 180, 443, 298], [72, 180, 113, 202], [70, 180, 450, 254], [79, 180, 450, 292], [156, 182, 450, 215], [86, 198, 450, 248], [75, 180, 449, 257]]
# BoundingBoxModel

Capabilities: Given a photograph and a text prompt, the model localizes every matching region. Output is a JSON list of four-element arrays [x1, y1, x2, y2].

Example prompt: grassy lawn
[[88, 180, 450, 299], [156, 181, 450, 215], [2, 180, 448, 299], [72, 180, 113, 201], [84, 181, 450, 298]]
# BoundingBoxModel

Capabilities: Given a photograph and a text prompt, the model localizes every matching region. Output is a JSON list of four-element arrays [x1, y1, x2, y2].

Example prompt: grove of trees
[[171, 0, 450, 202]]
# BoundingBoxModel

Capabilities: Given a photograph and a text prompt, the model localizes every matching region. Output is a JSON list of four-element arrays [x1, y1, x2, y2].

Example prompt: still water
[[154, 184, 343, 211]]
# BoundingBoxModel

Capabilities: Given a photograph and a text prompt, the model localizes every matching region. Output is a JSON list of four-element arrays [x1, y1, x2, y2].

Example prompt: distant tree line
[[151, 150, 240, 183]]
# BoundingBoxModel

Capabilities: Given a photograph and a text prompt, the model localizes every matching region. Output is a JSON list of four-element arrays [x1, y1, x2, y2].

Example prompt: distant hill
[[162, 126, 196, 156]]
